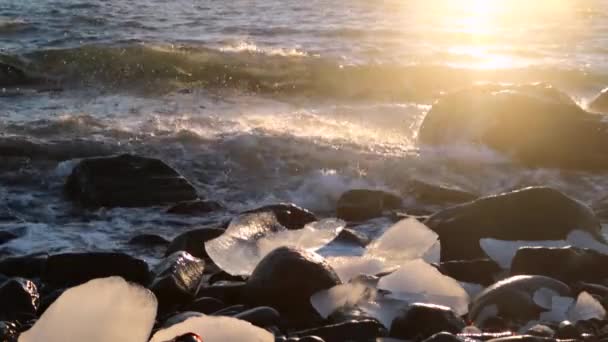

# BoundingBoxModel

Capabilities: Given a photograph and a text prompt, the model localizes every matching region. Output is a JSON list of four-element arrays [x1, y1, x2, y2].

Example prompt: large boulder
[[0, 278, 39, 321], [336, 189, 402, 221], [243, 203, 317, 230], [65, 154, 198, 207], [511, 247, 608, 285], [244, 247, 341, 326], [425, 187, 601, 261], [469, 275, 571, 328], [165, 228, 225, 259], [389, 303, 465, 340], [42, 252, 150, 288], [418, 83, 608, 170], [438, 259, 501, 286]]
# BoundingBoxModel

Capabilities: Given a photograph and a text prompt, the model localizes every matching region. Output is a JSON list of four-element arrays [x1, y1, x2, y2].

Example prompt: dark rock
[[556, 320, 580, 339], [589, 87, 608, 113], [162, 311, 205, 329], [165, 228, 225, 259], [404, 180, 477, 205], [196, 281, 246, 305], [0, 255, 47, 279], [128, 234, 170, 247], [293, 337, 325, 342], [426, 187, 601, 261], [0, 62, 34, 87], [0, 321, 18, 342], [173, 333, 204, 342], [511, 246, 608, 284], [458, 332, 513, 341], [526, 324, 554, 338], [469, 275, 571, 327], [438, 259, 501, 286], [245, 247, 341, 326], [38, 288, 64, 316], [0, 231, 19, 245], [167, 199, 224, 215], [181, 296, 225, 314], [485, 336, 557, 342], [336, 189, 402, 221], [574, 282, 608, 298], [418, 83, 608, 170], [150, 251, 205, 313], [208, 271, 246, 285], [334, 228, 370, 247], [423, 332, 463, 342], [42, 252, 150, 288], [0, 277, 39, 321], [291, 319, 386, 342], [389, 303, 465, 340], [65, 154, 198, 207], [243, 203, 317, 230], [234, 306, 281, 328], [211, 304, 246, 316]]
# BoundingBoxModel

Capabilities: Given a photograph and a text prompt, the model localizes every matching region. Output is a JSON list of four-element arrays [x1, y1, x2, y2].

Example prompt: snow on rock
[[378, 259, 470, 316], [205, 212, 345, 276], [19, 277, 157, 342], [568, 291, 606, 322], [149, 315, 273, 342]]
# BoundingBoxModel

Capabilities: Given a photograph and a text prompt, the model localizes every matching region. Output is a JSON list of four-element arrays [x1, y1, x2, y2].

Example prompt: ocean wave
[[2, 43, 607, 100]]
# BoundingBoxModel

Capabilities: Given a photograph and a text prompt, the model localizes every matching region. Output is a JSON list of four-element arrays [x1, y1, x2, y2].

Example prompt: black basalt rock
[[423, 332, 464, 342], [65, 154, 198, 207], [165, 228, 225, 259], [438, 259, 501, 286], [128, 234, 170, 247], [234, 306, 281, 328], [336, 189, 402, 221], [0, 255, 47, 279], [243, 203, 317, 230], [426, 187, 601, 261], [0, 321, 18, 342], [389, 303, 465, 340], [291, 319, 387, 342], [244, 247, 341, 327], [0, 277, 39, 321]]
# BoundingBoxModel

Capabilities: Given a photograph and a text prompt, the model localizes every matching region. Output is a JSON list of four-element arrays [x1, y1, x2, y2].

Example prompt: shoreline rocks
[[336, 189, 402, 221]]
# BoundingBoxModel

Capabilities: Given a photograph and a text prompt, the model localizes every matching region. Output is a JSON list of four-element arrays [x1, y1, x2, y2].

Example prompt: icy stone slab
[[480, 230, 608, 269], [205, 212, 345, 276], [378, 259, 470, 315], [149, 315, 273, 342], [19, 277, 157, 342], [568, 291, 606, 322]]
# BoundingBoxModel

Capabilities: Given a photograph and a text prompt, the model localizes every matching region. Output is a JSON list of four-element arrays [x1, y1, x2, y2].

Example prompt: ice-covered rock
[[149, 315, 273, 342], [19, 277, 157, 342], [310, 282, 374, 318], [378, 259, 470, 316], [568, 291, 606, 322], [205, 213, 344, 276]]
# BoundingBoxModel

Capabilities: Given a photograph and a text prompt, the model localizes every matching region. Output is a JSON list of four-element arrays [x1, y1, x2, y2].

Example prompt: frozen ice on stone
[[378, 259, 470, 315], [19, 277, 157, 342], [310, 282, 373, 318], [205, 212, 345, 276], [327, 256, 388, 283], [568, 291, 606, 322], [149, 315, 273, 342]]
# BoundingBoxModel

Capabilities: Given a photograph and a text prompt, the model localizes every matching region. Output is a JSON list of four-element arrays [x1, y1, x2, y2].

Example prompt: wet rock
[[165, 228, 225, 259], [426, 187, 601, 261], [0, 231, 19, 245], [150, 251, 205, 313], [243, 203, 317, 230], [181, 296, 225, 314], [389, 303, 465, 340], [128, 234, 170, 247], [234, 306, 281, 328], [336, 189, 402, 221], [196, 281, 246, 305], [418, 83, 608, 170], [589, 87, 608, 113], [438, 259, 501, 286], [65, 154, 198, 207], [511, 247, 608, 284], [291, 320, 386, 342], [208, 270, 247, 284], [334, 228, 370, 247], [0, 321, 18, 342], [469, 275, 571, 327], [173, 333, 204, 342], [0, 277, 39, 321], [38, 288, 64, 316], [404, 180, 477, 206], [423, 332, 463, 342], [42, 252, 150, 288], [0, 255, 46, 279], [0, 62, 33, 87], [244, 247, 341, 326], [211, 303, 246, 316], [526, 324, 554, 338], [485, 336, 557, 342], [556, 320, 580, 339], [167, 199, 224, 215]]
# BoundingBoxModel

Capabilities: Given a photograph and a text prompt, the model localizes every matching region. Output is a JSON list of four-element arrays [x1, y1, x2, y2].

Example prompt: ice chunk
[[568, 291, 606, 322], [327, 256, 388, 283], [567, 230, 608, 254], [358, 295, 409, 328], [149, 315, 273, 342], [378, 259, 470, 315], [460, 282, 485, 298], [310, 282, 374, 318], [533, 288, 560, 310], [19, 277, 157, 342], [539, 296, 574, 322], [205, 212, 345, 276]]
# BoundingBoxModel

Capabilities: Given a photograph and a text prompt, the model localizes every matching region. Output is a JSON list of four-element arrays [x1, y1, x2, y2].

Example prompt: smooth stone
[[65, 154, 198, 207], [526, 324, 554, 338], [0, 62, 33, 87], [37, 288, 64, 316], [294, 337, 325, 342], [389, 303, 465, 340], [234, 306, 281, 328], [555, 320, 579, 339], [165, 228, 225, 259], [128, 234, 170, 247], [334, 228, 370, 247], [336, 189, 402, 222], [469, 275, 571, 327], [196, 281, 246, 305], [211, 304, 247, 316], [173, 333, 204, 342], [438, 259, 501, 286], [291, 320, 386, 342], [0, 255, 46, 279], [422, 332, 463, 342], [0, 321, 18, 342], [426, 187, 601, 261], [0, 277, 39, 321], [181, 297, 226, 314], [167, 199, 224, 215], [207, 271, 247, 284], [244, 247, 341, 327], [418, 83, 608, 170], [42, 252, 150, 288], [243, 203, 317, 230], [403, 180, 477, 205], [486, 336, 558, 342], [150, 251, 205, 313], [511, 247, 608, 284]]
